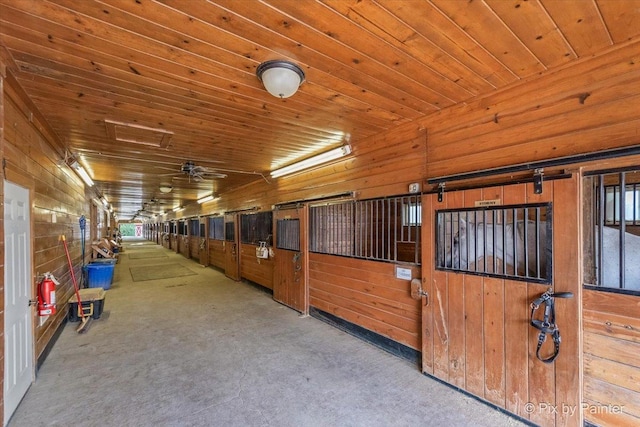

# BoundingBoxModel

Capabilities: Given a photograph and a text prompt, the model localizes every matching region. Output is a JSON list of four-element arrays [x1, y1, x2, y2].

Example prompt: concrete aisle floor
[[9, 238, 526, 427]]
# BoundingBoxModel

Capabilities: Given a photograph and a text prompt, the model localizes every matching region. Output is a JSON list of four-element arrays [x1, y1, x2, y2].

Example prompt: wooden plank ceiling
[[0, 0, 639, 220]]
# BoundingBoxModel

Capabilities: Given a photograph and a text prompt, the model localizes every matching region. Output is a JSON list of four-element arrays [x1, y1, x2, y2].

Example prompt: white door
[[4, 181, 33, 425]]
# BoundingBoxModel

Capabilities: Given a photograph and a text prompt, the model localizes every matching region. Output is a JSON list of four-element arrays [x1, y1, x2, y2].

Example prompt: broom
[[61, 235, 91, 333]]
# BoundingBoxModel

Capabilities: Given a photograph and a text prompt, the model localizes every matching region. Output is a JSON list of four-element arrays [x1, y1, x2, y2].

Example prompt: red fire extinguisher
[[38, 272, 59, 316]]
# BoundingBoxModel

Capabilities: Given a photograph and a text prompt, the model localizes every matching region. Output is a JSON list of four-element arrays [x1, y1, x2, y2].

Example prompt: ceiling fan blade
[[172, 176, 202, 183], [202, 172, 228, 179]]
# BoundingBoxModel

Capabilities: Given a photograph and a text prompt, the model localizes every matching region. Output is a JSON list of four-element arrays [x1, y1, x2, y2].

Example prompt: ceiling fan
[[159, 161, 228, 182]]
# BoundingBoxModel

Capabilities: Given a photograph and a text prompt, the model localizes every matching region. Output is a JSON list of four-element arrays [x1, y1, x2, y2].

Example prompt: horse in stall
[[443, 218, 549, 279], [599, 226, 640, 291], [442, 218, 639, 290]]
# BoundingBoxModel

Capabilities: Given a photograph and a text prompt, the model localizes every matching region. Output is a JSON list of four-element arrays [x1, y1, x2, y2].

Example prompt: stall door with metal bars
[[273, 206, 307, 313], [421, 177, 581, 427]]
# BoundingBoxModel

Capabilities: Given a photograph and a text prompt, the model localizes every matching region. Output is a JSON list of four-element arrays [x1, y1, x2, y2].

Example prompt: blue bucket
[[86, 263, 115, 290], [91, 258, 117, 265]]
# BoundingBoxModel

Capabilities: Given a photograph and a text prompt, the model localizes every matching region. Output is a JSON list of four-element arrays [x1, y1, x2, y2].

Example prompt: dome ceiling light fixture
[[256, 60, 305, 98], [159, 185, 173, 193]]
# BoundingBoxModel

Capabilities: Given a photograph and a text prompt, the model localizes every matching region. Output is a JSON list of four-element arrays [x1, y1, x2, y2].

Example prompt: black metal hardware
[[533, 168, 544, 194]]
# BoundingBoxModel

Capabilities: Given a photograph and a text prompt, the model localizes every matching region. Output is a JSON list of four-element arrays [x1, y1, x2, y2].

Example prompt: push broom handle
[[61, 235, 84, 317]]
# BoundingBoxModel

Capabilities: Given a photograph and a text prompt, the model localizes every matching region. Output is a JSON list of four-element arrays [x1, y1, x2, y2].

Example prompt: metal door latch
[[410, 278, 429, 305], [28, 299, 38, 307]]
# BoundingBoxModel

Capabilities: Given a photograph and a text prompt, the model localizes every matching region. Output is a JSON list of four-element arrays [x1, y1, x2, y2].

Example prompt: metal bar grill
[[224, 221, 235, 242], [511, 207, 517, 275], [190, 219, 199, 236], [598, 175, 605, 286], [436, 203, 552, 284], [589, 170, 640, 290], [310, 196, 421, 264], [501, 209, 507, 275], [240, 212, 273, 244], [276, 219, 300, 251], [208, 217, 224, 240], [619, 172, 626, 287]]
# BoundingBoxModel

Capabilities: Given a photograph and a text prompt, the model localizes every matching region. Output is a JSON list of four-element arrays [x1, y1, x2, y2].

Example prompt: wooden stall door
[[421, 177, 581, 427], [172, 221, 179, 253], [207, 216, 225, 269], [273, 206, 308, 313], [188, 219, 200, 262], [224, 214, 241, 281], [178, 220, 188, 258]]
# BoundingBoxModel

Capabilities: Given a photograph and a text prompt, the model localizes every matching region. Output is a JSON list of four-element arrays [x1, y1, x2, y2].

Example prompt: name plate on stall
[[475, 199, 501, 207]]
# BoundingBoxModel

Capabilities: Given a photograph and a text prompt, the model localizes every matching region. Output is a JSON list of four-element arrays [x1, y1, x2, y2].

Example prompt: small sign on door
[[395, 266, 413, 280]]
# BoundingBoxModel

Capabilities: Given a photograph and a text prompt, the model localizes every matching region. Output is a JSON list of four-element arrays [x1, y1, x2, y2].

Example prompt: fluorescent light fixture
[[172, 206, 184, 212], [270, 145, 352, 178], [101, 196, 109, 207], [69, 160, 94, 187], [197, 194, 217, 204]]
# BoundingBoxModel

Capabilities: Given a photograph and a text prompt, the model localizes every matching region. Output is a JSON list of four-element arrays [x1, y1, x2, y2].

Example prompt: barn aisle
[[9, 238, 525, 427]]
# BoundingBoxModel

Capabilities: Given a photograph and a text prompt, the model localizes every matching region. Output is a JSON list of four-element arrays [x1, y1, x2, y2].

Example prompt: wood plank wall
[[239, 243, 274, 291], [309, 253, 421, 350], [583, 289, 640, 426], [170, 233, 178, 253], [421, 38, 640, 181], [207, 240, 225, 270], [189, 236, 200, 262], [178, 234, 189, 259], [3, 80, 92, 361]]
